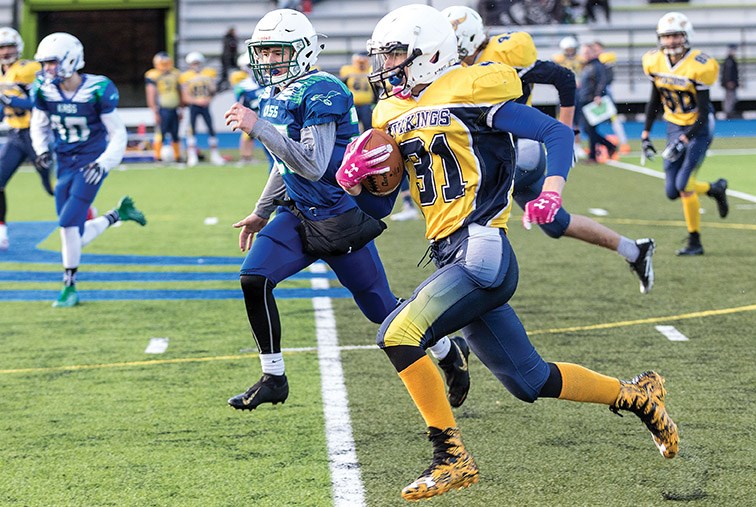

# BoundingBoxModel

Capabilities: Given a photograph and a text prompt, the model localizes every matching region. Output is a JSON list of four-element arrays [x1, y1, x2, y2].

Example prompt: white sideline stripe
[[145, 337, 169, 354], [310, 263, 366, 507], [606, 160, 756, 203], [655, 325, 690, 342]]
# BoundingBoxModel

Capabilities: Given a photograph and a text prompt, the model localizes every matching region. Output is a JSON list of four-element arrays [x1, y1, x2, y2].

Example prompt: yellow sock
[[153, 140, 163, 160], [398, 355, 456, 430], [555, 362, 620, 405], [691, 180, 710, 195], [681, 193, 701, 233], [172, 142, 181, 161]]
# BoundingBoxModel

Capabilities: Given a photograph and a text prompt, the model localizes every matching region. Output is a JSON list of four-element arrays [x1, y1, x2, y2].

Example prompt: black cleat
[[228, 373, 289, 410], [707, 178, 729, 218], [628, 238, 655, 294], [676, 243, 704, 256], [438, 337, 470, 408]]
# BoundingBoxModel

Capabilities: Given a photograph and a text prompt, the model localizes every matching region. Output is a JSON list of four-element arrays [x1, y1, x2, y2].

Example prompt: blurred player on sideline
[[339, 5, 679, 500], [443, 6, 655, 294], [641, 12, 728, 256], [145, 51, 182, 163], [30, 33, 146, 307], [180, 52, 225, 166], [0, 27, 52, 250]]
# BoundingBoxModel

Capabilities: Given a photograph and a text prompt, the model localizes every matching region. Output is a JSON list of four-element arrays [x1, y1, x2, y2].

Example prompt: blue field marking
[[0, 221, 347, 301], [0, 287, 351, 302], [0, 270, 337, 282]]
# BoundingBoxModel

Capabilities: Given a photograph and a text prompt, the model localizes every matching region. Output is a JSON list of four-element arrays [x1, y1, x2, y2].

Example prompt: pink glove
[[522, 191, 562, 230], [336, 130, 393, 189]]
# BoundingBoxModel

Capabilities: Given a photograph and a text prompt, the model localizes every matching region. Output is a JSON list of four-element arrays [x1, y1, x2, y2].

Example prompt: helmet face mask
[[246, 9, 322, 87], [367, 4, 458, 100], [0, 27, 22, 65], [367, 44, 422, 99], [656, 12, 692, 56], [34, 32, 84, 84]]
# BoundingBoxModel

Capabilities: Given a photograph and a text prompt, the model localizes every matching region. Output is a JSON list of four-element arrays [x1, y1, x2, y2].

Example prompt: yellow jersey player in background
[[594, 40, 630, 154], [339, 51, 374, 132], [337, 4, 679, 501], [552, 35, 586, 158], [641, 12, 729, 256], [0, 27, 52, 250], [145, 52, 182, 163], [180, 52, 224, 166], [443, 5, 656, 294]]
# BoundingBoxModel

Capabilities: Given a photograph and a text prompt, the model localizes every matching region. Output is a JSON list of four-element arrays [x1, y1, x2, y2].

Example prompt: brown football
[[360, 128, 405, 196]]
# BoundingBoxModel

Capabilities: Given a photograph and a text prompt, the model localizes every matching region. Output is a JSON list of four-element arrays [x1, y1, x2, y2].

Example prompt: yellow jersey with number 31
[[372, 63, 522, 240], [642, 48, 719, 126]]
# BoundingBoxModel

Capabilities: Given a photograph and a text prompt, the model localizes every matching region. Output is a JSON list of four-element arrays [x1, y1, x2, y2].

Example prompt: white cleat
[[210, 151, 226, 166]]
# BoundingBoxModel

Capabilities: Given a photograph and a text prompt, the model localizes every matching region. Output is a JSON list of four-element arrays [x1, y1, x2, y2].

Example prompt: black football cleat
[[228, 373, 289, 410], [707, 178, 729, 218], [438, 337, 470, 408], [676, 243, 704, 256], [628, 238, 655, 294]]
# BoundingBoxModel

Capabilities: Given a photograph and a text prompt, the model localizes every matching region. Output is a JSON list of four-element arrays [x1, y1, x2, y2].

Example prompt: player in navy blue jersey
[[443, 5, 656, 294], [224, 9, 469, 411], [30, 33, 146, 307]]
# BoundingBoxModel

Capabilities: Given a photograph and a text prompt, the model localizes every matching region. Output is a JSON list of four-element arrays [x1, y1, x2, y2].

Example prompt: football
[[360, 129, 405, 196]]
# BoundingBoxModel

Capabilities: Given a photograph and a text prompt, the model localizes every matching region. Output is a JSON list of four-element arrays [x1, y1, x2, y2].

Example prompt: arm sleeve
[[350, 178, 403, 219], [96, 110, 128, 170], [253, 170, 287, 219], [520, 60, 576, 107], [685, 88, 710, 139], [7, 96, 33, 110], [643, 85, 662, 133], [30, 108, 53, 156], [490, 101, 574, 180], [249, 119, 335, 181]]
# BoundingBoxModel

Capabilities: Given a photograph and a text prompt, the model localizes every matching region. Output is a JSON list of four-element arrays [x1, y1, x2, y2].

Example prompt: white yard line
[[655, 325, 690, 342], [310, 263, 366, 507], [606, 160, 756, 203]]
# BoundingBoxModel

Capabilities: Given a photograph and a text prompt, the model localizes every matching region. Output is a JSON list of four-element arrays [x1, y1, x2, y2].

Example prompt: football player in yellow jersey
[[641, 12, 728, 255], [336, 5, 679, 501], [0, 27, 53, 249], [180, 52, 224, 166], [444, 6, 656, 294], [145, 52, 182, 162], [339, 52, 375, 132]]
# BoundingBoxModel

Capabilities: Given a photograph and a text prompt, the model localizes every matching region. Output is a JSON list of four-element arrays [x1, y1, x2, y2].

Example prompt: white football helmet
[[559, 36, 579, 51], [185, 51, 206, 66], [237, 53, 250, 69], [367, 4, 458, 98], [656, 12, 693, 56], [0, 27, 23, 65], [441, 6, 487, 59], [246, 9, 324, 86], [34, 32, 84, 83]]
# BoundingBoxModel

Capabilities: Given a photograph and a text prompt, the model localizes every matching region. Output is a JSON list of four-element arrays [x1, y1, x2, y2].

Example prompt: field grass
[[0, 141, 755, 507]]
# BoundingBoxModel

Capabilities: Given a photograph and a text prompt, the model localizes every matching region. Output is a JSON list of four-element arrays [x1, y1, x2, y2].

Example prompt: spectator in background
[[577, 42, 616, 163], [721, 44, 740, 119], [584, 0, 611, 24], [219, 27, 238, 91], [339, 52, 374, 132]]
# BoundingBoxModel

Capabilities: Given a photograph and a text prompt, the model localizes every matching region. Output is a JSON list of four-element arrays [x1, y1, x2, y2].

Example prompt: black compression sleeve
[[644, 86, 662, 133], [685, 89, 710, 139]]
